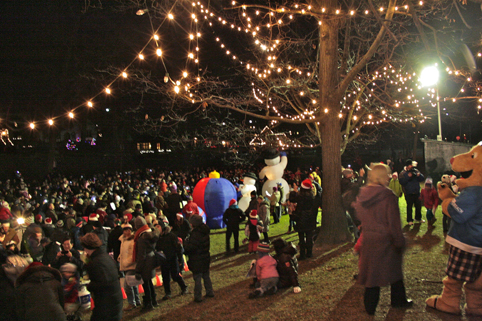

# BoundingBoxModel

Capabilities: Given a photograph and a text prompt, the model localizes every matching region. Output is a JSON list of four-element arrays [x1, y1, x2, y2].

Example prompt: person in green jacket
[[388, 172, 403, 198]]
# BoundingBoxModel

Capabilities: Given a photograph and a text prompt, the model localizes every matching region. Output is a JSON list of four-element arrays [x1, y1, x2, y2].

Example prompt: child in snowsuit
[[419, 178, 439, 227], [249, 242, 279, 298], [60, 262, 80, 321], [245, 210, 264, 254]]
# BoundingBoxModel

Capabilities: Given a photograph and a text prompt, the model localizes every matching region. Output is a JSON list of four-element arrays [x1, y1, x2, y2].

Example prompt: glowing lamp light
[[174, 86, 180, 93], [29, 123, 35, 129], [139, 54, 144, 60], [68, 112, 74, 119], [164, 73, 169, 83], [183, 71, 188, 78], [105, 88, 111, 94], [420, 66, 439, 87], [17, 217, 25, 225], [87, 101, 93, 107], [122, 71, 128, 78], [153, 34, 159, 40], [48, 119, 54, 126], [168, 13, 174, 19], [156, 48, 162, 56]]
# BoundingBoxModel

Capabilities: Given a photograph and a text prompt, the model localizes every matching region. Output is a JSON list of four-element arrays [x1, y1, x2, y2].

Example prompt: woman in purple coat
[[352, 163, 413, 315]]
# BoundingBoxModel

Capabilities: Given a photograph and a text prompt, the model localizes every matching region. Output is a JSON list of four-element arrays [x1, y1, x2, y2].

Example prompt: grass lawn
[[87, 197, 470, 320]]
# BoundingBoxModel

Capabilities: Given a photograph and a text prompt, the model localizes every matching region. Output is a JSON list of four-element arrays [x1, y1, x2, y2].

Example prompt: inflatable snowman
[[238, 172, 257, 212], [259, 149, 289, 203]]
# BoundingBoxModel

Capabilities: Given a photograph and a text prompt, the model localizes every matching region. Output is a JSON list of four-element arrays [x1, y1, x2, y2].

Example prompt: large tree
[[112, 0, 480, 243]]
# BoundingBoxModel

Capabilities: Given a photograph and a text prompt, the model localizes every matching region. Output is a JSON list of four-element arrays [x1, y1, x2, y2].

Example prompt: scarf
[[132, 224, 151, 262]]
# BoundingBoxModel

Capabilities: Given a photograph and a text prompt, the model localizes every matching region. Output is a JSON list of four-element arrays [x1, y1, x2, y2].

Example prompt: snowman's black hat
[[263, 148, 280, 160], [243, 172, 257, 181]]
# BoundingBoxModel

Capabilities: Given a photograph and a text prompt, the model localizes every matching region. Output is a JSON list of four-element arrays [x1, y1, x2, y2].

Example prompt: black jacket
[[135, 229, 160, 280], [84, 248, 123, 321], [15, 265, 66, 321], [107, 226, 123, 261], [184, 223, 211, 273], [274, 243, 300, 288], [223, 205, 245, 228], [294, 191, 321, 232]]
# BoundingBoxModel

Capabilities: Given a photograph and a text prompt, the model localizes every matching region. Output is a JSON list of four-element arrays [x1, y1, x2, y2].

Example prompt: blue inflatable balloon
[[193, 177, 237, 229]]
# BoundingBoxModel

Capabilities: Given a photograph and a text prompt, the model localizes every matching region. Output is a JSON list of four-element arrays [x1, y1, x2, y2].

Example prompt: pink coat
[[256, 255, 279, 280], [353, 184, 405, 288]]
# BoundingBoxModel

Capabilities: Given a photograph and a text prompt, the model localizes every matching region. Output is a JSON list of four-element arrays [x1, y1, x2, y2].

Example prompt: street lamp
[[420, 66, 442, 141]]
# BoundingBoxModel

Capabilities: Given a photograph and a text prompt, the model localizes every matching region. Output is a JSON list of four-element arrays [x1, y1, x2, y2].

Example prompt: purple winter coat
[[352, 184, 405, 288]]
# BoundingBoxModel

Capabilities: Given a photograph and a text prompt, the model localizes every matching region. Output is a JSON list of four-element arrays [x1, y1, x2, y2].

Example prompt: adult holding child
[[352, 163, 412, 315]]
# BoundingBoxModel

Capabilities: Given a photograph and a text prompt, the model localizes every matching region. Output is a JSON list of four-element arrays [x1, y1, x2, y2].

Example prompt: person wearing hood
[[133, 216, 160, 310], [81, 233, 123, 321], [0, 255, 28, 320], [15, 262, 66, 321], [352, 163, 412, 315], [223, 199, 245, 253], [272, 238, 301, 293], [184, 214, 214, 303]]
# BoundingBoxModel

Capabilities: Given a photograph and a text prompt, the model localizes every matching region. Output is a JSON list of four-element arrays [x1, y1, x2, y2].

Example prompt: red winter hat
[[249, 210, 258, 219], [229, 199, 237, 207], [89, 213, 99, 222], [0, 207, 13, 223], [35, 214, 43, 223], [301, 179, 312, 190], [45, 217, 53, 224], [123, 213, 133, 222]]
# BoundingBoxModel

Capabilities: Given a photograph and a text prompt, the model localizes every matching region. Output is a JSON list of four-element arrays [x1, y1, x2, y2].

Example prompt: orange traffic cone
[[155, 274, 163, 287], [121, 287, 127, 300], [90, 298, 95, 310], [138, 284, 144, 294]]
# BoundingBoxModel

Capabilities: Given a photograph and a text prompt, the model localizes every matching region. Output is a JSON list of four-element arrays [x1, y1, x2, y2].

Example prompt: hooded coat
[[352, 184, 405, 288], [273, 243, 299, 288], [184, 218, 211, 273], [15, 265, 66, 321], [135, 229, 160, 280]]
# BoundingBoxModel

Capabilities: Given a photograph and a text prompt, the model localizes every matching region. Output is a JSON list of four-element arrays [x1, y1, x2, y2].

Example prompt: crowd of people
[[0, 165, 321, 320], [0, 155, 446, 319]]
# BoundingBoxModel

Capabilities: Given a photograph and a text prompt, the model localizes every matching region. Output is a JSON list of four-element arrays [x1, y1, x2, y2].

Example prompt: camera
[[61, 250, 69, 255]]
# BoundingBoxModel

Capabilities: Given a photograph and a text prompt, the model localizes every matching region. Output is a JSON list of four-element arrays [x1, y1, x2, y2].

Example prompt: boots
[[142, 295, 154, 311], [390, 280, 413, 308], [426, 276, 463, 315], [364, 287, 380, 315], [306, 246, 313, 258], [464, 273, 482, 316]]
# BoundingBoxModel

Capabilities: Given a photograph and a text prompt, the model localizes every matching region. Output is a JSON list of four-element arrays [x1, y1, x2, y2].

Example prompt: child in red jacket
[[419, 178, 439, 227]]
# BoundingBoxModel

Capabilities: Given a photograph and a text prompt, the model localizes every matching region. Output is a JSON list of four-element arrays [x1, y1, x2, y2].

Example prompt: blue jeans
[[193, 271, 214, 301], [123, 272, 140, 306]]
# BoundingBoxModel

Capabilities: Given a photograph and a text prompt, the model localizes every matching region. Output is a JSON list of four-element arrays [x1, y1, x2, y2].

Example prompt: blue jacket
[[399, 169, 424, 195], [446, 186, 482, 254]]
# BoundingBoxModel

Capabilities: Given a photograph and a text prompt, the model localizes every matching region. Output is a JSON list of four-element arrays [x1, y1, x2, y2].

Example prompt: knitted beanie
[[257, 242, 270, 253]]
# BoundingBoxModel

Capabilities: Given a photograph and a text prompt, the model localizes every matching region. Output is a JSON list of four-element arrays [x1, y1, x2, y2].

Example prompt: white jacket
[[118, 234, 136, 271]]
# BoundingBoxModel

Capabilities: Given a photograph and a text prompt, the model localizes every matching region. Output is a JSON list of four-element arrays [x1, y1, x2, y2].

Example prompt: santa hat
[[425, 178, 433, 185], [257, 242, 270, 253], [45, 217, 53, 225], [392, 172, 398, 178], [89, 213, 99, 222], [176, 213, 184, 220], [123, 213, 133, 223], [229, 199, 237, 207], [301, 179, 312, 190], [249, 210, 258, 219], [35, 214, 43, 223]]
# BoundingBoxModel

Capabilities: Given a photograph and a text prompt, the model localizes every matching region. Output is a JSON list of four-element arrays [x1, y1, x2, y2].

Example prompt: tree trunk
[[315, 0, 351, 245]]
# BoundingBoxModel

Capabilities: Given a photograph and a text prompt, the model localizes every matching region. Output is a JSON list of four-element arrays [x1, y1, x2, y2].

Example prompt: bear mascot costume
[[426, 142, 482, 316]]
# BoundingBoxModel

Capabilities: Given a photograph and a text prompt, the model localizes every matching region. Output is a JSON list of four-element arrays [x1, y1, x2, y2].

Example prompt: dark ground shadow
[[412, 227, 442, 251], [324, 284, 370, 321]]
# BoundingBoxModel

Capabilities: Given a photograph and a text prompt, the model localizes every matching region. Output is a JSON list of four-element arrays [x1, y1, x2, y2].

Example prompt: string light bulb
[[29, 123, 35, 129], [48, 119, 54, 126]]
